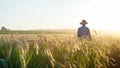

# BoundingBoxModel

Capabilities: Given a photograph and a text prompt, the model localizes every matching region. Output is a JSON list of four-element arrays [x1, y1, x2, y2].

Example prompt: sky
[[0, 0, 120, 30]]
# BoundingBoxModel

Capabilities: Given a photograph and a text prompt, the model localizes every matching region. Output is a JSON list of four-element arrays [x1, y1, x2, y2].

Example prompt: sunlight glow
[[0, 0, 120, 31]]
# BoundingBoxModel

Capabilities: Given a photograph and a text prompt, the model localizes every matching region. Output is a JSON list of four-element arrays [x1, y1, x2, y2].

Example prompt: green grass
[[0, 34, 120, 68]]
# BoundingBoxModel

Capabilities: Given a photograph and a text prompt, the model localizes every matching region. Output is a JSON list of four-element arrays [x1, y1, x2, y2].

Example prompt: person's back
[[77, 20, 91, 40]]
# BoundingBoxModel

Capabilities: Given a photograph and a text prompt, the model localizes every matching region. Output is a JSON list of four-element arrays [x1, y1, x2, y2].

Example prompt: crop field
[[0, 32, 120, 68]]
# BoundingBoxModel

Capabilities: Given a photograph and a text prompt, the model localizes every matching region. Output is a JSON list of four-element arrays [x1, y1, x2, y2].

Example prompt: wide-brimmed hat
[[80, 20, 88, 24]]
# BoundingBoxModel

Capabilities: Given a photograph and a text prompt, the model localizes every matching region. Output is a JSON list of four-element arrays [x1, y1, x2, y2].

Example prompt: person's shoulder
[[85, 26, 89, 29], [78, 26, 82, 30]]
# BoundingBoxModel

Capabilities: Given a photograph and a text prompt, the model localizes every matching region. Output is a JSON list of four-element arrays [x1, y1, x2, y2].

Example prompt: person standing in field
[[77, 19, 92, 40]]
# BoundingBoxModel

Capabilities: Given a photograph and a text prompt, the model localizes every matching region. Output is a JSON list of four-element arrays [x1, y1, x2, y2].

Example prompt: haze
[[0, 0, 120, 31]]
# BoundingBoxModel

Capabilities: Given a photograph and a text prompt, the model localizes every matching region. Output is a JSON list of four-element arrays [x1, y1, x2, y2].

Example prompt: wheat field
[[0, 33, 120, 68]]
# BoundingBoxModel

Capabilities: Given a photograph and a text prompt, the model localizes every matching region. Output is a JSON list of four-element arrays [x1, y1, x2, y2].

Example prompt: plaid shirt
[[77, 26, 91, 40]]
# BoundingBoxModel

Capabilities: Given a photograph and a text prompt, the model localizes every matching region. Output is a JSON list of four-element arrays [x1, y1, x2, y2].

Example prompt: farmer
[[77, 19, 92, 40]]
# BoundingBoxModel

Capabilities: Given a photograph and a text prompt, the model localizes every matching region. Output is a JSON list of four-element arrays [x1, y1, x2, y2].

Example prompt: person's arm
[[88, 28, 92, 40], [77, 28, 81, 37]]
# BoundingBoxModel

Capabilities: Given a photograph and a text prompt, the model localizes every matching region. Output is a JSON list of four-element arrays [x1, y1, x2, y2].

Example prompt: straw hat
[[80, 20, 88, 24]]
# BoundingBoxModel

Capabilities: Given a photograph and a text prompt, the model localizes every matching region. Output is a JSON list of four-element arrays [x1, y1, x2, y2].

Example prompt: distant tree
[[1, 26, 8, 31]]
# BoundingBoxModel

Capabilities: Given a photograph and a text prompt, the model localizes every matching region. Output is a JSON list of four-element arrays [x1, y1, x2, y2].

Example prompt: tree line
[[0, 26, 10, 31]]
